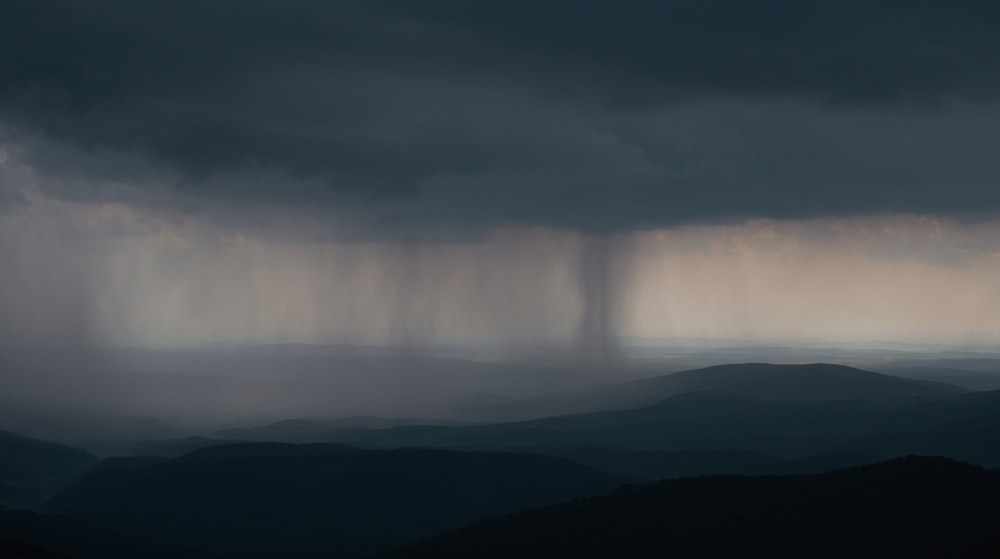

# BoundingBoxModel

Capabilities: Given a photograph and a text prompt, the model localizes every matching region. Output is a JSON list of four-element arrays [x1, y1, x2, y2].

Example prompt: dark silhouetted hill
[[0, 510, 212, 559], [322, 391, 916, 456], [295, 380, 1000, 464], [537, 447, 876, 480], [0, 537, 70, 559], [105, 437, 247, 458], [46, 443, 629, 558], [846, 410, 1000, 467], [383, 456, 1000, 559], [632, 363, 965, 403], [0, 432, 96, 509], [210, 417, 461, 444], [873, 365, 1000, 391], [465, 363, 967, 421]]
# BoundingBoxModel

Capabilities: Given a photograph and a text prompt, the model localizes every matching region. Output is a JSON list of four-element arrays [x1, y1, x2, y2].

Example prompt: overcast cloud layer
[[2, 1, 1000, 354], [2, 0, 1000, 234]]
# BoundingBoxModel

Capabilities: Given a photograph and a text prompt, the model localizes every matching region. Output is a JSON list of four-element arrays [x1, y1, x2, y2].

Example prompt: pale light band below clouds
[[2, 191, 999, 349]]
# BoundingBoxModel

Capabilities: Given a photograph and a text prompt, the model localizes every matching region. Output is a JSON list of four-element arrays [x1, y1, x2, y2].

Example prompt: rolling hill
[[46, 443, 630, 558], [462, 362, 968, 421], [871, 365, 1000, 391], [105, 370, 1000, 473], [208, 363, 972, 457], [0, 510, 212, 559], [534, 447, 876, 480], [0, 432, 96, 509], [322, 385, 998, 458], [327, 391, 884, 454], [382, 456, 1000, 559]]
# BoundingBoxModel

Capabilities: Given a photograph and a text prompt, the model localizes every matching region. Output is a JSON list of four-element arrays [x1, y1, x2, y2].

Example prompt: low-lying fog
[[3, 341, 998, 446]]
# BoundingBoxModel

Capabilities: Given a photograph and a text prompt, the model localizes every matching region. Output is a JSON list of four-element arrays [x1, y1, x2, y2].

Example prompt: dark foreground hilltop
[[383, 456, 1000, 559]]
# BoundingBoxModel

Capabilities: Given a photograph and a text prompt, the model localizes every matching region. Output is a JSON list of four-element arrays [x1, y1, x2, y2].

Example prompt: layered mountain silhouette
[[459, 362, 968, 421], [873, 365, 1000, 391], [0, 432, 96, 509], [120, 364, 1000, 469], [312, 374, 1000, 462], [210, 417, 463, 445], [3, 362, 1000, 558], [382, 456, 1000, 559], [532, 447, 875, 480], [45, 444, 629, 558], [846, 409, 1000, 467]]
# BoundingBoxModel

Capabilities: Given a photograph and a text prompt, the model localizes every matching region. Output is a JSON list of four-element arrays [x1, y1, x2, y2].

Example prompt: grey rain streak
[[3, 1, 1000, 444]]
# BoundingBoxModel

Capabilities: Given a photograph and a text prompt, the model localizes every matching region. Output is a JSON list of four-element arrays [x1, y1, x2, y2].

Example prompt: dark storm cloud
[[2, 0, 1000, 232], [396, 0, 1000, 104]]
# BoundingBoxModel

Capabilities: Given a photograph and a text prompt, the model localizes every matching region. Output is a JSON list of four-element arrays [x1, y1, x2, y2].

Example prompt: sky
[[2, 0, 1000, 352]]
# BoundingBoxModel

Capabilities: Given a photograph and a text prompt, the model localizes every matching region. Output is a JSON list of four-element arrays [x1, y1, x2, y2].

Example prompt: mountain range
[[2, 361, 999, 558], [44, 444, 629, 558]]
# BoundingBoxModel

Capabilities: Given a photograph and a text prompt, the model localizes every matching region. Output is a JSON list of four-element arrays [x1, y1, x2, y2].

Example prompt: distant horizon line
[[17, 337, 995, 355]]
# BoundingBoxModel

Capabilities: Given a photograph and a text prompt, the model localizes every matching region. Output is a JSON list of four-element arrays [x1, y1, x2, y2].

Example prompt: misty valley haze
[[3, 1, 1000, 558]]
